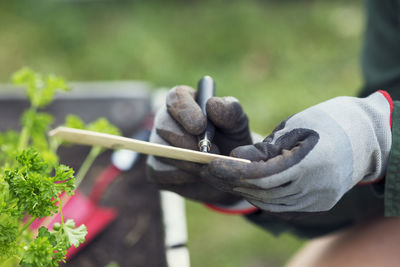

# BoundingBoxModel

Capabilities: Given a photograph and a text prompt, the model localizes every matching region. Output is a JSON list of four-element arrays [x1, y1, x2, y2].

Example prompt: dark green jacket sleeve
[[360, 0, 400, 99], [384, 101, 400, 216]]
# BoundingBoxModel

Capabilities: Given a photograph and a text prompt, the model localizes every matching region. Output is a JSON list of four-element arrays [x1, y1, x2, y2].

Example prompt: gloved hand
[[206, 91, 392, 212], [146, 85, 253, 204]]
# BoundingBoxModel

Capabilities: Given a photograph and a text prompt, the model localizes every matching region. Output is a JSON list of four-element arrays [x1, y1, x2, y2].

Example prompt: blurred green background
[[0, 0, 364, 266]]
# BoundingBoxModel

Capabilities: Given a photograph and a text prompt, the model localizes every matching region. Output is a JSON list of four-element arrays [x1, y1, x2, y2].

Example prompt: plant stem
[[18, 217, 36, 236], [18, 127, 30, 151], [58, 198, 65, 227], [0, 256, 20, 267], [49, 137, 60, 154], [74, 146, 102, 188], [17, 106, 37, 151]]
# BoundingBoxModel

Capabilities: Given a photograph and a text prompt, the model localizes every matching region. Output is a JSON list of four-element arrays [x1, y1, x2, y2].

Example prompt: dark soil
[[61, 148, 167, 267]]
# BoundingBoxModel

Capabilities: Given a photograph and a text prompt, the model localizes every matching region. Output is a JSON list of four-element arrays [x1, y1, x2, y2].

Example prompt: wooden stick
[[49, 127, 251, 164]]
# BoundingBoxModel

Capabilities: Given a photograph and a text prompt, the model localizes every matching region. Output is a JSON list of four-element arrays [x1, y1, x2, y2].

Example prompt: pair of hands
[[147, 86, 392, 213]]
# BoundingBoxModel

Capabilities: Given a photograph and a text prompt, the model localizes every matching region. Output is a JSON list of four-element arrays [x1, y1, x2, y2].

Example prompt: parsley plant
[[0, 68, 120, 266]]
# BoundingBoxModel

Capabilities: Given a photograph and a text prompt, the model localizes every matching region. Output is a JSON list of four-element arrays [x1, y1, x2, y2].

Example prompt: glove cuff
[[358, 90, 393, 185], [204, 200, 259, 215], [377, 90, 393, 128]]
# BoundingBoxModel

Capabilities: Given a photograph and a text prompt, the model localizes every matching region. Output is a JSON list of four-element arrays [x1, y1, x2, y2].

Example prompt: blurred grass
[[0, 0, 364, 266], [186, 200, 304, 267]]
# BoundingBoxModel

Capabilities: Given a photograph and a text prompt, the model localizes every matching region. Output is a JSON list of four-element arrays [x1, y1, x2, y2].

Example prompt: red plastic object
[[89, 165, 121, 204], [63, 190, 118, 259], [30, 165, 122, 260]]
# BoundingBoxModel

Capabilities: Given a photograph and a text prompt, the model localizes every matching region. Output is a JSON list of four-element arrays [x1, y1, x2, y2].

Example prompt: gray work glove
[[206, 91, 392, 212], [146, 85, 253, 205]]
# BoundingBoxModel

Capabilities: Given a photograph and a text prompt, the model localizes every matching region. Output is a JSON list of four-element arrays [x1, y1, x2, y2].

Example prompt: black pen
[[196, 76, 216, 153]]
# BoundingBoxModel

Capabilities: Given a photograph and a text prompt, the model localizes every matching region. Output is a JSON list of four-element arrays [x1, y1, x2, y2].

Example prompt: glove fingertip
[[206, 96, 246, 129], [166, 86, 207, 135]]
